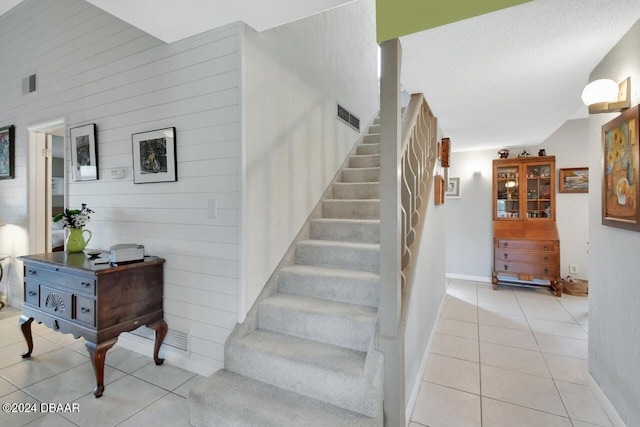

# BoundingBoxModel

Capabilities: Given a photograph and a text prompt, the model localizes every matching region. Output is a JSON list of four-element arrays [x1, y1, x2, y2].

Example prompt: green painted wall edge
[[376, 0, 532, 42]]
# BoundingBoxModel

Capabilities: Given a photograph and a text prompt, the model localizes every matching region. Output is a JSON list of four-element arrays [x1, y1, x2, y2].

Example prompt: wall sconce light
[[581, 77, 631, 114], [472, 170, 482, 176]]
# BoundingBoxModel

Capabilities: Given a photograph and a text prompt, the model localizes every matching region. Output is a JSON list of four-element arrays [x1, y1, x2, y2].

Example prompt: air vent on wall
[[337, 104, 360, 132], [130, 327, 189, 352], [22, 73, 37, 94]]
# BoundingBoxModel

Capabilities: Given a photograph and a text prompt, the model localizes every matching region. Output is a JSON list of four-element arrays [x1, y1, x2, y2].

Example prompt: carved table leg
[[85, 338, 118, 398], [148, 319, 167, 365], [20, 316, 34, 358], [492, 274, 498, 290]]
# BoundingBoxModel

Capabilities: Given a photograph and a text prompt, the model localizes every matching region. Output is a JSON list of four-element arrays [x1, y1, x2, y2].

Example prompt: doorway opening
[[27, 119, 66, 254]]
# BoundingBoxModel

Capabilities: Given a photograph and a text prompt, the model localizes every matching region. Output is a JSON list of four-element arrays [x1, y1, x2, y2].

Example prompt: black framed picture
[[0, 125, 15, 180], [132, 127, 177, 184], [70, 123, 98, 181]]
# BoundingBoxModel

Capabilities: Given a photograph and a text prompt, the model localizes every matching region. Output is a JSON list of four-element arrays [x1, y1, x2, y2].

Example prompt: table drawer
[[24, 282, 39, 306], [494, 249, 558, 264], [75, 296, 95, 326], [495, 240, 558, 252], [25, 266, 95, 296], [39, 286, 73, 321], [495, 261, 559, 276]]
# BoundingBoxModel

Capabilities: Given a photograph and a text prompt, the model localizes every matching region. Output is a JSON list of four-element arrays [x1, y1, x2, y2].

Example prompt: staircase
[[190, 119, 384, 426]]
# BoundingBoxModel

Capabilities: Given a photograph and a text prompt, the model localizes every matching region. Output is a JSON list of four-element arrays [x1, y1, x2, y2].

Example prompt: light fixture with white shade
[[581, 77, 631, 114]]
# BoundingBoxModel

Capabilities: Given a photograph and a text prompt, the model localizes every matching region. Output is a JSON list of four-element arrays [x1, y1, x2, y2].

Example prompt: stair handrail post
[[378, 37, 406, 427]]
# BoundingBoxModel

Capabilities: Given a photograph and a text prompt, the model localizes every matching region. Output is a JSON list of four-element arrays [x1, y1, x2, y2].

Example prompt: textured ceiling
[[3, 0, 640, 152], [400, 0, 640, 151]]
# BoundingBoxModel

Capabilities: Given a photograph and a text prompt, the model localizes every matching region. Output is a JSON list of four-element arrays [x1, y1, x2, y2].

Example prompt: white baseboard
[[446, 273, 492, 283], [587, 372, 627, 427], [405, 295, 446, 426]]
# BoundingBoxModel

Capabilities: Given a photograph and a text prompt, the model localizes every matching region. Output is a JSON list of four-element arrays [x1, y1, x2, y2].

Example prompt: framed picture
[[559, 167, 589, 193], [446, 177, 460, 198], [70, 123, 98, 181], [132, 127, 177, 184], [0, 125, 15, 180], [602, 105, 640, 231]]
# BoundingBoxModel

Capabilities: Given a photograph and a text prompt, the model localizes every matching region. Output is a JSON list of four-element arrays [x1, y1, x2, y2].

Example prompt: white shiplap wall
[[0, 0, 241, 375]]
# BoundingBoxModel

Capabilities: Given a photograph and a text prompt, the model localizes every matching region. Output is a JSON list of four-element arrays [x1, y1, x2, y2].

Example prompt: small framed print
[[0, 125, 15, 180], [132, 127, 177, 184], [70, 123, 98, 181], [559, 167, 588, 193], [446, 177, 460, 198]]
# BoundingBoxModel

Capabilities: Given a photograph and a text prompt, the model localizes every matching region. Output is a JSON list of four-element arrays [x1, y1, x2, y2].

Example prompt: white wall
[[0, 0, 243, 375], [403, 177, 447, 415], [445, 119, 590, 281], [587, 19, 640, 425], [242, 0, 379, 313]]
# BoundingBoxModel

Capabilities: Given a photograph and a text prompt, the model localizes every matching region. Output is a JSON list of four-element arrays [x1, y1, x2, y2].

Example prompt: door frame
[[26, 118, 66, 254]]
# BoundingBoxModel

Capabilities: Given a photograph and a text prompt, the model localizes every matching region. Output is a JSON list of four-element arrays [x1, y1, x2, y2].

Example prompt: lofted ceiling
[[2, 0, 640, 152]]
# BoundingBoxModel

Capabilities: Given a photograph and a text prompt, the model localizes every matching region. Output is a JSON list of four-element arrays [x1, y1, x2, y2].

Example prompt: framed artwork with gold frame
[[602, 105, 640, 231]]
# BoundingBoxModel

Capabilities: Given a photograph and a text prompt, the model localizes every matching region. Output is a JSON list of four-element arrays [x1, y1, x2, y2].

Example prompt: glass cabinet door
[[525, 163, 552, 219], [496, 165, 520, 218]]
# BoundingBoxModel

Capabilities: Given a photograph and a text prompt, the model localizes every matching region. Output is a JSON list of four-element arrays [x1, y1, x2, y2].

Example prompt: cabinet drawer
[[495, 239, 558, 252], [39, 286, 73, 321], [75, 296, 95, 326], [495, 261, 559, 276], [25, 266, 95, 296], [24, 282, 39, 306], [494, 249, 559, 265]]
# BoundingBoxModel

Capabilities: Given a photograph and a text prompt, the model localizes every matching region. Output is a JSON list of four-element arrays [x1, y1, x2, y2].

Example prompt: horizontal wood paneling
[[0, 0, 241, 374]]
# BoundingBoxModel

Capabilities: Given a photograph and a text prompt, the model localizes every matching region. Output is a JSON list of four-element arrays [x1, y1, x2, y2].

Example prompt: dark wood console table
[[18, 252, 167, 397]]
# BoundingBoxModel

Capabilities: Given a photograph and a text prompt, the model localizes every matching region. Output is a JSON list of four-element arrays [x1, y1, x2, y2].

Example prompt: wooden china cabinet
[[492, 155, 562, 296]]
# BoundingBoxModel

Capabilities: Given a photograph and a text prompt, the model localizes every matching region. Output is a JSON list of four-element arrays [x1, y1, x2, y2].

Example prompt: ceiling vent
[[337, 104, 360, 132]]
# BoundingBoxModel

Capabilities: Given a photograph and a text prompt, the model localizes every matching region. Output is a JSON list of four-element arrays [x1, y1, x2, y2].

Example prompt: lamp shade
[[581, 79, 619, 106]]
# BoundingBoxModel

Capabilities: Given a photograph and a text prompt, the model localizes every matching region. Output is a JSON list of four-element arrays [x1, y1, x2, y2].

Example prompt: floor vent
[[337, 104, 360, 131], [130, 327, 189, 352]]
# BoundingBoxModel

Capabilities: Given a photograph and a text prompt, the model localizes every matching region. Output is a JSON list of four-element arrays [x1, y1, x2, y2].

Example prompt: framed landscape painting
[[602, 105, 640, 231], [559, 167, 588, 193]]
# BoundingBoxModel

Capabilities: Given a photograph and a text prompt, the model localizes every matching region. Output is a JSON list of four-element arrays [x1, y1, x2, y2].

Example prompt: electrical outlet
[[569, 264, 578, 274]]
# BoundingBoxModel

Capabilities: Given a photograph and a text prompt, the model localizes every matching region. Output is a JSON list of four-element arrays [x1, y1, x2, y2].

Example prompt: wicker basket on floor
[[562, 278, 588, 296]]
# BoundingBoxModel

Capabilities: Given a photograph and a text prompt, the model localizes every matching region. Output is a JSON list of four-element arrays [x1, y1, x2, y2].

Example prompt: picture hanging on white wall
[[446, 177, 460, 198], [70, 123, 98, 181], [132, 127, 177, 184]]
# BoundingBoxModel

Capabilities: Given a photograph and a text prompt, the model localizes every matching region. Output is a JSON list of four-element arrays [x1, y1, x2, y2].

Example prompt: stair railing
[[398, 94, 438, 313]]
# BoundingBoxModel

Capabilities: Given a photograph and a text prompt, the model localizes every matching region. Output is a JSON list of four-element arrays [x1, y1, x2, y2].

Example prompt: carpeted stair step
[[278, 264, 379, 307], [258, 293, 377, 351], [225, 329, 383, 418], [332, 182, 380, 199], [310, 218, 379, 244], [367, 124, 380, 134], [363, 133, 380, 144], [356, 143, 380, 155], [190, 370, 382, 427], [342, 167, 380, 183], [350, 154, 380, 168], [323, 199, 379, 219], [295, 240, 379, 273]]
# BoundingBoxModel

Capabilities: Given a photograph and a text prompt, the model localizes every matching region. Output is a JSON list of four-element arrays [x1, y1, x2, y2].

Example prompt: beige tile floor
[[409, 279, 612, 427], [0, 306, 203, 427], [0, 279, 606, 427]]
